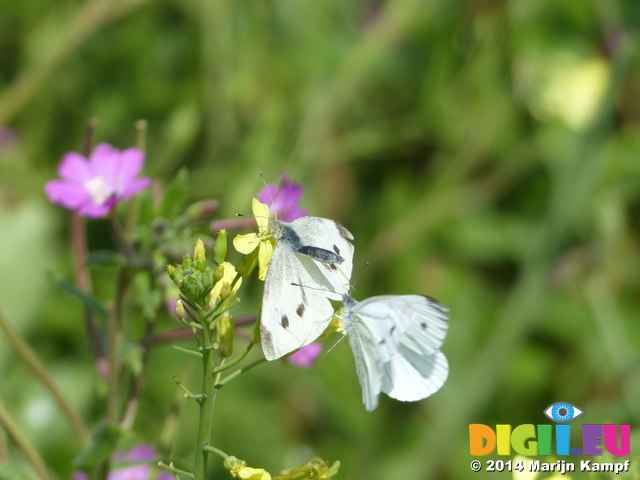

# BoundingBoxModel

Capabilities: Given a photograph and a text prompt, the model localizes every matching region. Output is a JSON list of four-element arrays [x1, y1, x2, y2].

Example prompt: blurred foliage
[[1, 0, 640, 479]]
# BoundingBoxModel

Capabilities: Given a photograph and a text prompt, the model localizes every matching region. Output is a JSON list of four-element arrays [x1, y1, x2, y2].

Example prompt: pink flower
[[288, 342, 323, 368], [45, 143, 151, 218], [257, 174, 307, 222], [74, 444, 173, 480]]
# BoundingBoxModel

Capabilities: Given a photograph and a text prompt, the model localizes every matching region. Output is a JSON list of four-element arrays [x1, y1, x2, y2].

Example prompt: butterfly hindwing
[[342, 294, 449, 411]]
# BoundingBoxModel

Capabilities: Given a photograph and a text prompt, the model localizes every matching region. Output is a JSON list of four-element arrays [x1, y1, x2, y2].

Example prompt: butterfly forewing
[[346, 315, 384, 411], [261, 216, 355, 360]]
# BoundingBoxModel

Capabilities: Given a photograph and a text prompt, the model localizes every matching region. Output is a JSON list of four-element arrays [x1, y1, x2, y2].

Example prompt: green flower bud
[[193, 239, 206, 263], [183, 274, 204, 300], [216, 312, 234, 358], [219, 282, 232, 301], [250, 313, 261, 346], [214, 264, 225, 283], [174, 299, 185, 319], [201, 269, 216, 293], [236, 249, 259, 278], [167, 264, 178, 283], [213, 229, 228, 265]]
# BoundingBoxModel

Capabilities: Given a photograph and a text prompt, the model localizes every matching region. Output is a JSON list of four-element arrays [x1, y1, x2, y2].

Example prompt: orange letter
[[469, 424, 496, 455]]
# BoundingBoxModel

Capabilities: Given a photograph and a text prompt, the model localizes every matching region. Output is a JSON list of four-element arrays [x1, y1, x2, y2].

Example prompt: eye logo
[[544, 402, 583, 423]]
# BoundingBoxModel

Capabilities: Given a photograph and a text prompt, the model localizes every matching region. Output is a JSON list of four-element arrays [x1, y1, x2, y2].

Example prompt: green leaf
[[158, 168, 189, 219], [72, 421, 123, 470]]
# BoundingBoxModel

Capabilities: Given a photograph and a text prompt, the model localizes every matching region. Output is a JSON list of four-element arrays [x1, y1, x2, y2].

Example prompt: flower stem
[[0, 396, 50, 480], [72, 212, 106, 375], [106, 302, 119, 423], [202, 445, 229, 459], [193, 308, 218, 479], [214, 357, 267, 390], [0, 311, 89, 444]]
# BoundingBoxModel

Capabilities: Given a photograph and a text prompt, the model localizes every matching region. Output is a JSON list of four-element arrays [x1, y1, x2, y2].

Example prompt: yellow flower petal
[[252, 198, 271, 231], [257, 239, 274, 281], [210, 262, 242, 305], [236, 465, 271, 480], [233, 233, 260, 255]]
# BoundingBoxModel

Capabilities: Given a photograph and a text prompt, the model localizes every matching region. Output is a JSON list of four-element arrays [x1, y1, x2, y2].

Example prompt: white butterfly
[[261, 216, 355, 361], [339, 294, 449, 411]]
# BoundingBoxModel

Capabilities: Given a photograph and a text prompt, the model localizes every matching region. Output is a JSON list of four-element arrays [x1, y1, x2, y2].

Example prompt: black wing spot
[[329, 263, 337, 270], [334, 221, 354, 240], [390, 325, 396, 335], [281, 315, 290, 329], [421, 322, 428, 330], [333, 244, 340, 255], [296, 303, 305, 317], [262, 330, 273, 348], [379, 339, 386, 346]]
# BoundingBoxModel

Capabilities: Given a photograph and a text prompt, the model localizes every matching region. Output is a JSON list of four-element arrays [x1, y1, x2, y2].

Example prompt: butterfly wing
[[287, 217, 354, 300], [261, 239, 335, 361], [380, 295, 449, 402], [343, 307, 384, 411], [344, 295, 449, 410]]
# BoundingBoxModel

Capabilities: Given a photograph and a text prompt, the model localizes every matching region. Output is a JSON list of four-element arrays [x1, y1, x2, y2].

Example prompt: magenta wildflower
[[45, 143, 151, 218], [74, 444, 173, 480], [288, 342, 323, 368], [257, 174, 307, 222]]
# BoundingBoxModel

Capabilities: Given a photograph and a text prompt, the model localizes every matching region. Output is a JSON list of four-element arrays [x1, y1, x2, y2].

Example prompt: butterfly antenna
[[290, 282, 334, 295], [259, 172, 279, 221], [325, 326, 347, 355], [348, 262, 369, 294]]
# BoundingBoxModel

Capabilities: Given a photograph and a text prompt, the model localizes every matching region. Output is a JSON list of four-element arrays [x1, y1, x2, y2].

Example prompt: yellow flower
[[224, 456, 272, 480], [209, 261, 242, 307], [233, 199, 275, 280]]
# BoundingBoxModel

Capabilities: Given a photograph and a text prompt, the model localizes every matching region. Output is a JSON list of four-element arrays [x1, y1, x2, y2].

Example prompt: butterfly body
[[341, 294, 449, 411]]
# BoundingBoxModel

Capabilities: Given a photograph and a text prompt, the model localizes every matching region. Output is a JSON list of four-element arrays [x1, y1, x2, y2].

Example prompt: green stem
[[214, 358, 267, 390], [0, 396, 50, 480], [193, 308, 217, 479], [172, 345, 203, 358], [211, 343, 254, 375], [106, 303, 119, 423], [158, 461, 195, 479], [202, 445, 229, 459], [0, 311, 89, 444]]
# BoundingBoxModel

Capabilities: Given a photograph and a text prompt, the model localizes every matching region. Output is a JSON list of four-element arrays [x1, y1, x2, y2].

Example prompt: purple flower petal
[[90, 143, 119, 182], [58, 152, 92, 183], [288, 342, 323, 368], [115, 444, 156, 461], [45, 180, 89, 208], [120, 176, 151, 199], [116, 148, 146, 183], [46, 143, 151, 218], [257, 174, 308, 222], [78, 198, 117, 218]]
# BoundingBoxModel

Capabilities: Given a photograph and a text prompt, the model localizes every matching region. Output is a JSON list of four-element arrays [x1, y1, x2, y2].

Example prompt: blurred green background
[[1, 0, 640, 478]]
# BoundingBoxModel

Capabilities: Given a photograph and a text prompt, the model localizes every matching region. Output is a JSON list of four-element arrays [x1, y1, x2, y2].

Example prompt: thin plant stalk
[[0, 397, 50, 480], [193, 308, 218, 479], [0, 311, 89, 444]]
